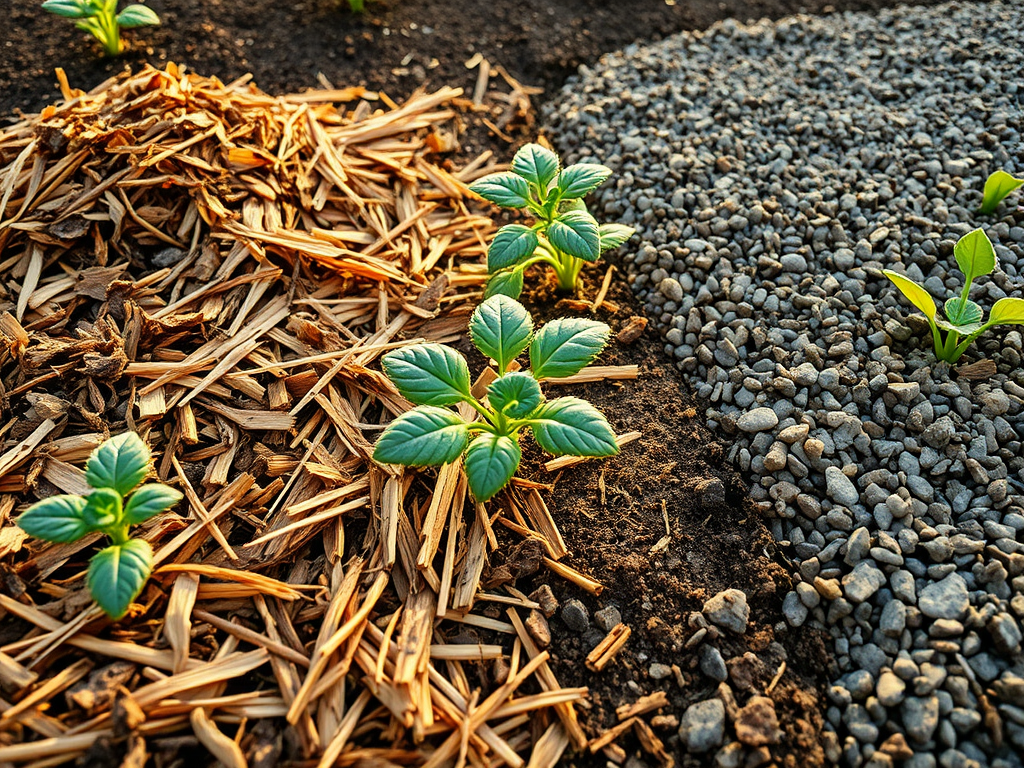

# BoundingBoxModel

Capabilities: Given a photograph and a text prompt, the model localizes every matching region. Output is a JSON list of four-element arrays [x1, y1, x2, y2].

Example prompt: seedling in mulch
[[979, 170, 1024, 215], [17, 432, 182, 619], [41, 0, 159, 57], [469, 143, 635, 299], [884, 228, 1024, 363], [373, 295, 619, 501]]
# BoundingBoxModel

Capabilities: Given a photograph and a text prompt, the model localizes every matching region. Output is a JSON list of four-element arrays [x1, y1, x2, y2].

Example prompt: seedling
[[883, 228, 1024, 363], [373, 295, 619, 501], [41, 0, 159, 57], [17, 432, 182, 619], [469, 143, 635, 298], [979, 170, 1024, 215]]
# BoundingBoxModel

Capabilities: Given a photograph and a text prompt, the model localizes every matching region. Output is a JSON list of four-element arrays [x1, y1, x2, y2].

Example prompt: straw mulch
[[0, 64, 603, 768]]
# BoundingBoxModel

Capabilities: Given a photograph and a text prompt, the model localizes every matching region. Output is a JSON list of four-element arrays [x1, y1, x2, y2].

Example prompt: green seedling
[[883, 228, 1024, 363], [17, 432, 182, 619], [980, 170, 1024, 215], [373, 295, 619, 501], [41, 0, 159, 57], [469, 143, 635, 298]]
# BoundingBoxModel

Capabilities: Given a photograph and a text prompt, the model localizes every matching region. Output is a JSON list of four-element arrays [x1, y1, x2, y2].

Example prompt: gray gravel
[[543, 2, 1024, 765]]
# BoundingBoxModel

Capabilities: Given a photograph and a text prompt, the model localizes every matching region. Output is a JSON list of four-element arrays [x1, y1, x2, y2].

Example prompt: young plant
[[979, 170, 1024, 215], [41, 0, 159, 57], [469, 143, 635, 299], [373, 295, 619, 501], [883, 228, 1024, 363], [17, 432, 182, 619]]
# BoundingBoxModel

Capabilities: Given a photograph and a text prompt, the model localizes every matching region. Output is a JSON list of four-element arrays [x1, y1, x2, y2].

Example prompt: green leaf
[[85, 432, 151, 496], [470, 172, 532, 209], [943, 297, 984, 328], [530, 318, 610, 380], [510, 144, 560, 191], [484, 269, 524, 300], [529, 397, 619, 457], [954, 228, 996, 286], [882, 270, 937, 322], [554, 163, 613, 200], [980, 170, 1024, 214], [557, 198, 588, 215], [83, 487, 122, 530], [41, 0, 92, 18], [116, 4, 160, 27], [87, 539, 153, 620], [469, 295, 534, 373], [17, 495, 89, 543], [123, 484, 183, 525], [464, 434, 520, 502], [547, 211, 601, 262], [373, 406, 469, 466], [987, 297, 1024, 327], [487, 224, 539, 272], [382, 344, 472, 406], [598, 223, 635, 252], [487, 372, 543, 418]]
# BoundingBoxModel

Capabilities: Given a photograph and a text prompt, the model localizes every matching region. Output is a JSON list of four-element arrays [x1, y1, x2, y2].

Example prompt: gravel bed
[[543, 2, 1024, 766]]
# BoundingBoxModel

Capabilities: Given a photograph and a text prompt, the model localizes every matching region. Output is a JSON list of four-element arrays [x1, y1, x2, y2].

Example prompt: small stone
[[702, 589, 750, 634], [877, 670, 907, 706], [560, 599, 589, 633], [649, 663, 673, 680], [842, 561, 886, 603], [919, 573, 969, 620], [734, 696, 783, 746], [699, 645, 729, 682], [737, 407, 779, 433], [826, 466, 860, 507], [902, 695, 940, 744], [594, 606, 622, 632], [678, 698, 726, 753], [529, 585, 558, 618]]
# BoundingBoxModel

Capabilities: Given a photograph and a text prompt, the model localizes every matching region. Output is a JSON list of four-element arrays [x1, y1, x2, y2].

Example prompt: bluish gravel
[[543, 2, 1024, 765]]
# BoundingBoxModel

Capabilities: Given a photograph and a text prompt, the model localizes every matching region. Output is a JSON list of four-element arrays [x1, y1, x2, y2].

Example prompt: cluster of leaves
[[884, 228, 1024, 363], [469, 144, 635, 299], [17, 433, 182, 619], [42, 0, 159, 56], [373, 295, 619, 501], [980, 170, 1024, 215]]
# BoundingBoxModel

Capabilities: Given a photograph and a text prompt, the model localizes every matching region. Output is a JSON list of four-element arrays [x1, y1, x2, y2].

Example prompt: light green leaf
[[980, 170, 1024, 215], [87, 539, 153, 620], [382, 344, 472, 406], [547, 211, 601, 262], [83, 487, 122, 530], [373, 406, 469, 466], [987, 297, 1024, 327], [487, 224, 539, 272], [484, 269, 524, 300], [41, 0, 91, 18], [510, 144, 560, 191], [17, 495, 89, 543], [529, 397, 619, 457], [85, 432, 151, 496], [943, 297, 984, 328], [469, 295, 534, 373], [954, 228, 996, 286], [464, 434, 521, 502], [487, 372, 543, 418], [554, 163, 613, 200], [469, 172, 532, 209], [599, 223, 636, 252], [116, 4, 160, 27], [123, 484, 183, 525], [883, 270, 937, 322], [530, 318, 610, 380]]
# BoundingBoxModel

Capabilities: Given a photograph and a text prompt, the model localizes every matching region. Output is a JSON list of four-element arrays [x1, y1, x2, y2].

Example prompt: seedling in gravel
[[469, 143, 635, 298], [373, 295, 619, 501], [883, 228, 1024, 363], [979, 170, 1024, 215], [17, 432, 181, 619], [41, 0, 159, 57]]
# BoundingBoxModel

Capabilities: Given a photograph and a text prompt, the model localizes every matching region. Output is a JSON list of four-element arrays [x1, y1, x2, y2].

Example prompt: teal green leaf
[[554, 163, 613, 200], [17, 495, 89, 543], [510, 144, 560, 190], [547, 211, 601, 262], [599, 223, 636, 252], [954, 228, 996, 285], [373, 406, 469, 466], [83, 487, 122, 530], [41, 0, 91, 18], [123, 484, 183, 525], [382, 344, 471, 406], [980, 170, 1024, 214], [87, 539, 153, 619], [529, 397, 619, 457], [115, 4, 160, 27], [943, 297, 984, 328], [882, 270, 937, 322], [487, 372, 543, 419], [468, 295, 534, 372], [484, 269, 524, 300], [487, 224, 539, 272], [464, 434, 521, 502], [470, 172, 532, 209], [85, 432, 151, 496], [557, 198, 588, 215], [987, 297, 1024, 327], [530, 318, 610, 380]]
